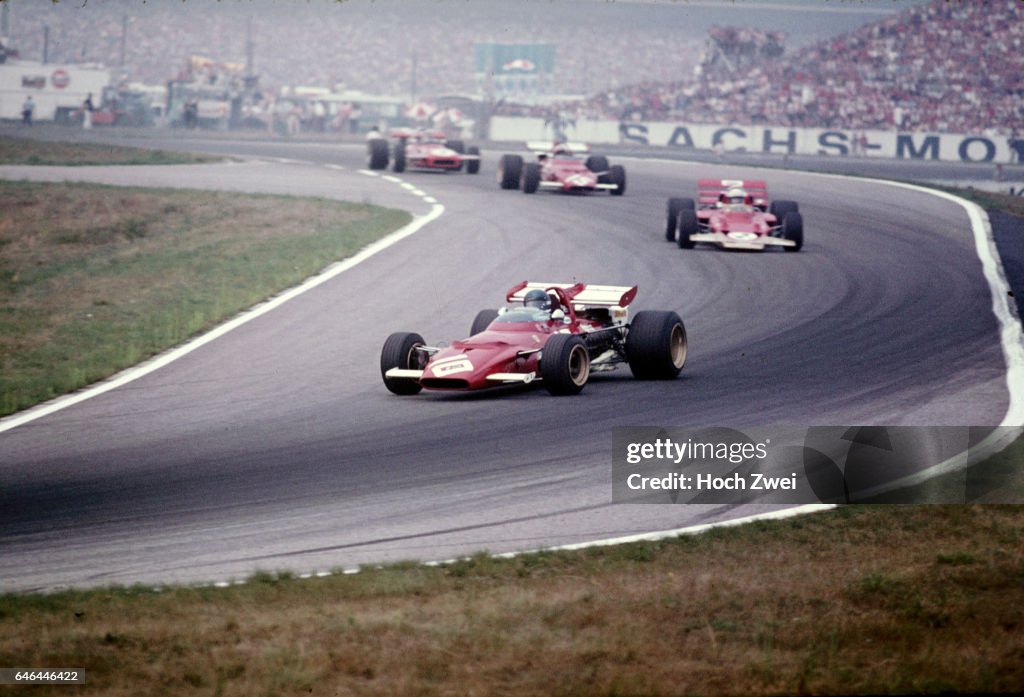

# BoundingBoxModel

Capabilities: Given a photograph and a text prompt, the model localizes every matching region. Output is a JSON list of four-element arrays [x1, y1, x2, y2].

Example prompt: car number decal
[[431, 354, 474, 375]]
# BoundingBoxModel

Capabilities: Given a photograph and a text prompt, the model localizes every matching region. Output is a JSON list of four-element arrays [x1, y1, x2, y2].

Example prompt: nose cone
[[723, 211, 757, 232]]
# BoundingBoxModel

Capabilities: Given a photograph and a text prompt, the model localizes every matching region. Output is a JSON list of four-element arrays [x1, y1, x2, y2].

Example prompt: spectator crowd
[[576, 0, 1022, 137], [4, 0, 1020, 137]]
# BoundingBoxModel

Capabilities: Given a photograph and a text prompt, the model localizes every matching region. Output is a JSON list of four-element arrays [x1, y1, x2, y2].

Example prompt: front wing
[[687, 232, 797, 250], [384, 367, 536, 385], [541, 180, 616, 191]]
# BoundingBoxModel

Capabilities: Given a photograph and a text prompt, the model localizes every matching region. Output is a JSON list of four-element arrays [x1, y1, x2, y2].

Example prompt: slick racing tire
[[381, 331, 425, 395], [770, 199, 799, 219], [393, 143, 406, 173], [676, 209, 699, 249], [541, 334, 590, 395], [367, 138, 389, 170], [521, 162, 541, 194], [446, 139, 465, 154], [470, 308, 499, 336], [498, 154, 523, 189], [626, 311, 687, 380], [608, 164, 626, 196], [586, 155, 609, 177], [466, 145, 481, 174], [666, 197, 695, 242], [783, 211, 804, 252]]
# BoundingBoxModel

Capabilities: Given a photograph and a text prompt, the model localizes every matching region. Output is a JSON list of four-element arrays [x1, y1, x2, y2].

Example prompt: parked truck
[[0, 59, 111, 124]]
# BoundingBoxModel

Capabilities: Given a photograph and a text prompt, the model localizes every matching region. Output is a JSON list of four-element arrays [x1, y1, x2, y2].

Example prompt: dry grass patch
[[1, 506, 1021, 696]]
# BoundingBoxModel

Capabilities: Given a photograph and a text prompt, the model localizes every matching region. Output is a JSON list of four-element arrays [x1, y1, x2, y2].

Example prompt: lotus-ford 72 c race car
[[380, 281, 686, 396], [667, 179, 803, 251], [367, 128, 481, 174], [496, 142, 626, 195]]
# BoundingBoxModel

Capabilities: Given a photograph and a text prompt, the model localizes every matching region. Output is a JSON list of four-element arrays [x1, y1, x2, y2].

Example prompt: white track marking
[[0, 166, 443, 434]]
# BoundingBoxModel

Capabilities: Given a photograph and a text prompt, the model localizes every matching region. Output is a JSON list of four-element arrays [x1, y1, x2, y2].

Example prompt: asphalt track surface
[[0, 136, 1018, 591]]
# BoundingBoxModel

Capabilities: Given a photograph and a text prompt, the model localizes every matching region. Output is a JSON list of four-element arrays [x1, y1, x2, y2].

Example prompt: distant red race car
[[367, 128, 481, 174], [380, 281, 686, 396], [667, 179, 803, 251], [496, 142, 626, 195]]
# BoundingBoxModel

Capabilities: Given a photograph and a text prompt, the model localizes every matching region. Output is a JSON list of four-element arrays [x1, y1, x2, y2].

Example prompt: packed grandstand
[[1, 0, 1020, 139]]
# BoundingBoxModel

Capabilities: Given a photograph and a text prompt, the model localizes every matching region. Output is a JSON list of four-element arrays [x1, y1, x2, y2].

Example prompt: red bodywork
[[396, 282, 636, 391], [526, 141, 622, 193], [695, 178, 779, 239], [538, 152, 602, 191], [392, 128, 475, 171]]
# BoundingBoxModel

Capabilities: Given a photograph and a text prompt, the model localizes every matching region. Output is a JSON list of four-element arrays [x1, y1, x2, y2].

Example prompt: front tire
[[498, 154, 523, 189], [783, 211, 803, 252], [521, 162, 541, 194], [608, 164, 626, 196], [676, 209, 698, 249], [393, 143, 406, 173], [627, 311, 687, 379], [470, 308, 499, 335], [541, 334, 590, 395], [466, 145, 480, 174], [380, 331, 425, 395], [666, 197, 694, 241]]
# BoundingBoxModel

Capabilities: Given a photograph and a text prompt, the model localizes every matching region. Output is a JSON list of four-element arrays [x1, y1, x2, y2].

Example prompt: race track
[[0, 139, 1014, 591]]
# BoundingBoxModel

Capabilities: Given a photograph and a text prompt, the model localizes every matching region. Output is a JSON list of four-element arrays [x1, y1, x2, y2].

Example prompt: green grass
[[0, 180, 410, 416], [0, 135, 220, 165]]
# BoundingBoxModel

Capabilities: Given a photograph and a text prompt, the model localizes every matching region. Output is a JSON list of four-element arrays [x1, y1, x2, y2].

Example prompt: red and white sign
[[51, 69, 70, 89], [502, 59, 535, 72]]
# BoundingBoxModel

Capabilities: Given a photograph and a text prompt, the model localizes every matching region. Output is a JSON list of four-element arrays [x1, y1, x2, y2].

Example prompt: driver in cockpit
[[719, 187, 754, 211]]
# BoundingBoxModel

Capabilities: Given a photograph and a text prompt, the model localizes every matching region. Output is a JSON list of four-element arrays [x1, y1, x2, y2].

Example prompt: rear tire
[[677, 209, 698, 249], [586, 155, 609, 176], [541, 334, 590, 395], [367, 138, 389, 170], [381, 331, 425, 395], [666, 197, 694, 241], [466, 145, 480, 174], [498, 154, 523, 189], [393, 143, 406, 173], [522, 162, 541, 194], [783, 211, 803, 252], [608, 165, 626, 196], [627, 311, 687, 379], [470, 309, 499, 335], [446, 139, 465, 154], [770, 200, 799, 220]]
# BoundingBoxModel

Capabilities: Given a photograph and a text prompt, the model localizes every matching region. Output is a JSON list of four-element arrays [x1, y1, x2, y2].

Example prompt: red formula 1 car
[[367, 128, 481, 174], [380, 281, 686, 396], [667, 179, 803, 251], [496, 142, 626, 195]]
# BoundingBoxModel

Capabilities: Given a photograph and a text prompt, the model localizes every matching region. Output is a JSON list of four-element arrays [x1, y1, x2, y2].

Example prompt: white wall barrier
[[489, 116, 1022, 165]]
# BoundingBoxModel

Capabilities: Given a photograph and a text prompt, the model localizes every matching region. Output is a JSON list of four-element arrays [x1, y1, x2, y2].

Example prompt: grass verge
[[0, 134, 220, 166], [0, 505, 1021, 696], [0, 180, 410, 416]]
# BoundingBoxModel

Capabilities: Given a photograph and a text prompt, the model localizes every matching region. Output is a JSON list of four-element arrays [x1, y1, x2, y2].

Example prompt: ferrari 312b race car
[[380, 281, 686, 396], [367, 128, 481, 174], [666, 179, 803, 251], [496, 142, 626, 195]]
